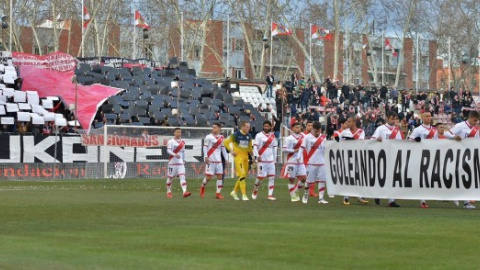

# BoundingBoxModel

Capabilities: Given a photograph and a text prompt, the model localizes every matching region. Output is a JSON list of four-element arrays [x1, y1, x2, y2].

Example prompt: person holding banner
[[409, 112, 441, 209], [371, 111, 404, 207], [282, 123, 306, 202], [200, 123, 229, 199], [435, 123, 447, 139], [301, 121, 328, 204], [165, 128, 192, 198], [333, 118, 347, 140], [224, 121, 255, 201], [339, 115, 369, 205], [445, 110, 479, 209], [252, 121, 278, 201]]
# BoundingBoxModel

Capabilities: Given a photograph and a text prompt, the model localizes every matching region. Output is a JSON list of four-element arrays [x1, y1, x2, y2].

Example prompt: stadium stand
[[0, 58, 73, 134], [75, 59, 267, 131]]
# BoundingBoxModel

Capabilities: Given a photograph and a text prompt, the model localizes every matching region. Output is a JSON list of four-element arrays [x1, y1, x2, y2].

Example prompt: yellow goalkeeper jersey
[[224, 130, 252, 159]]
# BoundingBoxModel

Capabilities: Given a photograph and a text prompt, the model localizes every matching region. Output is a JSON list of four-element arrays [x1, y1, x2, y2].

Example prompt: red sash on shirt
[[352, 129, 363, 140], [305, 135, 325, 164], [169, 140, 185, 160], [389, 127, 400, 140], [258, 134, 275, 156], [468, 126, 479, 138], [207, 136, 223, 157], [287, 136, 303, 161], [426, 127, 437, 139]]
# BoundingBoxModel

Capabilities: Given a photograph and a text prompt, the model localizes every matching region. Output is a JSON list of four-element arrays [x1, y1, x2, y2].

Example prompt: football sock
[[268, 177, 275, 196]]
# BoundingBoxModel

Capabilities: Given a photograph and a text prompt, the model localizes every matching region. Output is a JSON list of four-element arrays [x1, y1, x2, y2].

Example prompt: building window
[[194, 45, 201, 59], [235, 69, 243, 79], [235, 39, 244, 51]]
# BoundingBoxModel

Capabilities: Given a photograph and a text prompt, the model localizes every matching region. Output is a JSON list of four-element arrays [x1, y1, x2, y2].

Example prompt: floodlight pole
[[9, 0, 12, 52]]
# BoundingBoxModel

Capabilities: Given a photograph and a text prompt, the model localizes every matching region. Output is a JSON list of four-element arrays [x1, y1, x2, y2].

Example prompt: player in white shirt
[[200, 123, 229, 199], [446, 111, 479, 209], [408, 112, 440, 209], [166, 128, 191, 198], [339, 115, 369, 205], [300, 121, 328, 204], [252, 121, 278, 201], [282, 123, 307, 202], [371, 111, 403, 207]]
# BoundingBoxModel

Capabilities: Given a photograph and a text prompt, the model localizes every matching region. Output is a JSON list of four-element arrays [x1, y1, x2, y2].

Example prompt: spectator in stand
[[451, 113, 463, 124], [291, 72, 299, 87], [380, 84, 388, 102], [391, 88, 399, 103], [300, 88, 310, 112], [42, 122, 52, 135], [17, 121, 29, 134], [266, 73, 275, 98], [452, 95, 462, 115], [272, 114, 282, 138], [326, 113, 338, 139], [341, 84, 350, 99]]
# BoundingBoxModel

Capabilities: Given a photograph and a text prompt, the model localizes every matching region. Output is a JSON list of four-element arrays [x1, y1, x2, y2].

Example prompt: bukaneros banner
[[12, 51, 77, 72], [325, 139, 480, 201], [0, 134, 203, 164]]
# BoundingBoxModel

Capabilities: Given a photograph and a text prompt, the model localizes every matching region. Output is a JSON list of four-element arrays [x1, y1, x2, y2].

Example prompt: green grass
[[0, 179, 479, 270]]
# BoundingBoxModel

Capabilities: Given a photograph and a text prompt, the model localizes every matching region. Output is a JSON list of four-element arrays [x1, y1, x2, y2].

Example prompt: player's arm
[[203, 137, 210, 163], [282, 139, 294, 153], [408, 128, 421, 141], [166, 141, 176, 157], [446, 126, 462, 141], [181, 147, 186, 163], [253, 135, 260, 161], [272, 138, 278, 163], [224, 133, 237, 156], [248, 139, 255, 160], [221, 145, 228, 161], [371, 128, 381, 141]]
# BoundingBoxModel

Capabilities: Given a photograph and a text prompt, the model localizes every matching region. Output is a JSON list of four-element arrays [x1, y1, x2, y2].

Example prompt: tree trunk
[[333, 0, 340, 80], [394, 0, 415, 88], [51, 1, 59, 52]]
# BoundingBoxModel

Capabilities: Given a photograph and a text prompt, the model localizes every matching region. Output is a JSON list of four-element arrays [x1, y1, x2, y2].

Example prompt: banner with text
[[325, 139, 480, 200]]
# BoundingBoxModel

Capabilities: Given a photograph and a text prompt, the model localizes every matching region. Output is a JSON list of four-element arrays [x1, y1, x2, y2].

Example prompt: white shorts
[[257, 162, 276, 178], [306, 165, 327, 183], [205, 162, 223, 176], [283, 163, 307, 179], [167, 164, 186, 178]]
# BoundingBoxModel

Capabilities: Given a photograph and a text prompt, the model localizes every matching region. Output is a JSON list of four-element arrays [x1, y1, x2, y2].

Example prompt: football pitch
[[0, 179, 479, 270]]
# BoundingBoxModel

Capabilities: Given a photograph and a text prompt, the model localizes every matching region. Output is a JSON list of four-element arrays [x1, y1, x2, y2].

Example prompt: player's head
[[346, 115, 359, 129], [468, 111, 480, 126], [339, 118, 347, 130], [212, 123, 222, 134], [305, 120, 313, 132], [386, 111, 398, 126], [239, 121, 250, 133], [435, 122, 445, 135], [174, 127, 182, 138], [421, 112, 432, 125], [263, 120, 272, 133], [311, 121, 322, 137], [292, 123, 302, 134]]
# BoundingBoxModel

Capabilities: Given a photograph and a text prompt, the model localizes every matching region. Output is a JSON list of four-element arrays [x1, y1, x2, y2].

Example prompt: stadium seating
[[76, 60, 266, 129], [0, 59, 70, 131], [238, 86, 277, 117]]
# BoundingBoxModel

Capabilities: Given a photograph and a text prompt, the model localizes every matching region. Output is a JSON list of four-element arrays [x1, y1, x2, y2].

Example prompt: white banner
[[325, 139, 480, 200]]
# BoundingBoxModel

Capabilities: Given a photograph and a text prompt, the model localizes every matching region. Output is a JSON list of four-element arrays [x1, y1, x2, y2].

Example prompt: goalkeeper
[[224, 121, 255, 201]]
